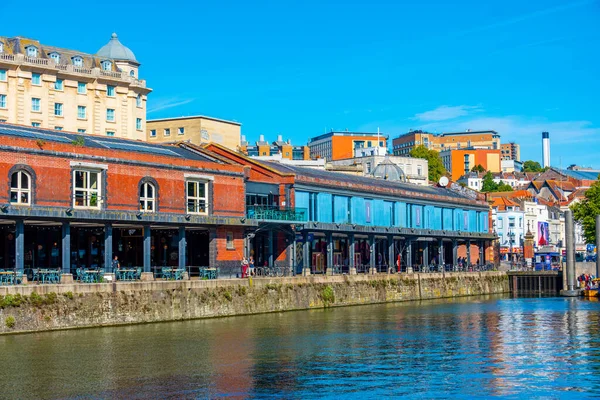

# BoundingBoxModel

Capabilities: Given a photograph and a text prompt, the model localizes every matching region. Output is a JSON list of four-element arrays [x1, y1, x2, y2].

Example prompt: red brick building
[[0, 123, 253, 278]]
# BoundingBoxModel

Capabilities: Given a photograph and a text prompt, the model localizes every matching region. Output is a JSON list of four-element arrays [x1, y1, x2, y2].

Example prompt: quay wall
[[0, 272, 509, 335]]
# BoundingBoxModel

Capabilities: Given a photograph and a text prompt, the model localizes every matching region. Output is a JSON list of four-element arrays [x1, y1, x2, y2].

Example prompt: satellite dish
[[439, 176, 449, 187]]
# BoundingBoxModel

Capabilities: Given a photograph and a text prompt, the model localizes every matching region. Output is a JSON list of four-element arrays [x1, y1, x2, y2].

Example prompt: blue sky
[[4, 0, 600, 167]]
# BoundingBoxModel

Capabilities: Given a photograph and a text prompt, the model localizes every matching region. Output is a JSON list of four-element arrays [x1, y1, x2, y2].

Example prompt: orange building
[[392, 130, 500, 156], [440, 148, 502, 181], [308, 131, 387, 161]]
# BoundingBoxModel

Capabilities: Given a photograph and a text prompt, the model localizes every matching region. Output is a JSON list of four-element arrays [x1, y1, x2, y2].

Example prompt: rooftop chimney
[[277, 134, 283, 142], [259, 134, 265, 142], [542, 132, 550, 168]]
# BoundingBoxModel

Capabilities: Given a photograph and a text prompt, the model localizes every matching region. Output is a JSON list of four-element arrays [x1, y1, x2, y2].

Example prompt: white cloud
[[147, 98, 196, 114], [413, 105, 482, 122]]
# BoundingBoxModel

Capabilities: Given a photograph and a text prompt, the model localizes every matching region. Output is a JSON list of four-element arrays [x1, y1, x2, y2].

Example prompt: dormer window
[[0, 42, 3, 53], [101, 60, 112, 71], [72, 56, 83, 67], [26, 46, 37, 58], [49, 52, 60, 64]]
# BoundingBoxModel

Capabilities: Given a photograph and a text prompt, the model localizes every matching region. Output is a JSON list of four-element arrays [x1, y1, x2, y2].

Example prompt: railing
[[0, 54, 15, 61], [246, 206, 307, 222], [25, 56, 49, 66], [100, 70, 122, 78], [254, 266, 294, 277], [73, 66, 92, 75]]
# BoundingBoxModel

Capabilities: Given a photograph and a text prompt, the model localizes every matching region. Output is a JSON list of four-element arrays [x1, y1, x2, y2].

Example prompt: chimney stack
[[277, 134, 283, 142], [542, 132, 550, 168], [259, 134, 265, 142]]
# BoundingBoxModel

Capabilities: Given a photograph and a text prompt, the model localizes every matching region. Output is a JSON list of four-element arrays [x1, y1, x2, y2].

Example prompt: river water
[[2, 296, 600, 399]]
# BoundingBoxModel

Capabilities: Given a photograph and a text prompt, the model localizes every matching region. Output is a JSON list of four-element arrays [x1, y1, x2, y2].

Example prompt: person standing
[[241, 257, 249, 278], [112, 255, 120, 273], [249, 256, 255, 276]]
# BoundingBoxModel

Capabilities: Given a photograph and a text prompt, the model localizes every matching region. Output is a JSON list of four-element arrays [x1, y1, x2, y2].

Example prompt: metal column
[[388, 236, 395, 273], [479, 241, 484, 265], [438, 239, 444, 266], [369, 235, 376, 273], [327, 232, 334, 272], [466, 240, 471, 266], [406, 239, 412, 270], [15, 220, 24, 273], [104, 223, 112, 272], [62, 222, 71, 274], [562, 209, 578, 296], [303, 231, 311, 275], [268, 230, 274, 267], [452, 239, 458, 266], [143, 226, 151, 273], [423, 241, 429, 267], [178, 226, 186, 269], [349, 234, 356, 273]]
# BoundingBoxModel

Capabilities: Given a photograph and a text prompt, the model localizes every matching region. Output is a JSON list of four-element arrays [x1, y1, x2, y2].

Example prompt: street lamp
[[508, 229, 515, 266]]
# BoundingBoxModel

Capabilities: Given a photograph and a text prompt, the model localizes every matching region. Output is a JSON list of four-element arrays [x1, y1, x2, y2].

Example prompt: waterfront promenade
[[0, 271, 508, 335]]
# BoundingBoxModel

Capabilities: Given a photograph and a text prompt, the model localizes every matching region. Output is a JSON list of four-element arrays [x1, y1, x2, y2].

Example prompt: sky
[[3, 0, 600, 167]]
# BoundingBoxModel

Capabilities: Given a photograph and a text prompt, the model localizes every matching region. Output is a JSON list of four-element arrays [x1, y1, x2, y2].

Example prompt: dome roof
[[96, 33, 138, 63], [371, 157, 407, 182]]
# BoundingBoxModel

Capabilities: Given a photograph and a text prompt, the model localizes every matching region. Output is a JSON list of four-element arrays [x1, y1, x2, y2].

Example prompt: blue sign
[[307, 233, 314, 242], [587, 244, 596, 253]]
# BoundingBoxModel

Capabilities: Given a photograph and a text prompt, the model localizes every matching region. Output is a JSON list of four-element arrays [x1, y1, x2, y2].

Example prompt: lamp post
[[509, 229, 515, 267]]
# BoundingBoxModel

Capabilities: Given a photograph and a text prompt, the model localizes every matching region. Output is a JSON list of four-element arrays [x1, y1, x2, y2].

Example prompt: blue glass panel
[[317, 193, 332, 223]]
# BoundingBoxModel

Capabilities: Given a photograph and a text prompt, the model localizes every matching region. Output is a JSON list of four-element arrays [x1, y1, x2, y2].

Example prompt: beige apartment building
[[147, 115, 241, 150], [0, 34, 150, 140], [392, 130, 500, 156], [501, 142, 521, 161]]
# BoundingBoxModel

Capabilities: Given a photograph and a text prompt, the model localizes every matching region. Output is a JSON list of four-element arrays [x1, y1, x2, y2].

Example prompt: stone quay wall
[[0, 272, 509, 335]]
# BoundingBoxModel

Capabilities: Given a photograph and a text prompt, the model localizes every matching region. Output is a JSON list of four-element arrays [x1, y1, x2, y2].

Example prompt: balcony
[[247, 206, 307, 222]]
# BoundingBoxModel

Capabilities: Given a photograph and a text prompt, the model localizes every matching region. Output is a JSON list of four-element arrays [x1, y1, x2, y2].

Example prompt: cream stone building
[[147, 115, 241, 150], [0, 34, 150, 140]]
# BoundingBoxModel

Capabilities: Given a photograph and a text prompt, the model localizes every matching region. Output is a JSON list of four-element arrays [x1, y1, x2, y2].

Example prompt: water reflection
[[2, 296, 600, 398]]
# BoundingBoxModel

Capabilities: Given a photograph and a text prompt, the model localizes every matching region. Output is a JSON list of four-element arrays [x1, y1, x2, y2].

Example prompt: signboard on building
[[537, 222, 549, 246]]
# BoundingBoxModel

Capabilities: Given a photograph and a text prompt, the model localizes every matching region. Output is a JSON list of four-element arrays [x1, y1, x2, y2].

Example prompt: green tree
[[409, 145, 447, 182], [471, 164, 486, 173], [496, 181, 514, 192], [571, 177, 600, 244], [481, 171, 498, 192], [522, 160, 545, 173]]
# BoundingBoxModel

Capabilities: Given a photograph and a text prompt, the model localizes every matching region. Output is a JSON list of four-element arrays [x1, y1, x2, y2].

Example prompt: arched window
[[10, 170, 31, 205], [0, 42, 4, 53], [72, 56, 83, 67], [136, 94, 142, 107], [130, 70, 135, 77], [101, 60, 112, 71], [139, 181, 156, 212]]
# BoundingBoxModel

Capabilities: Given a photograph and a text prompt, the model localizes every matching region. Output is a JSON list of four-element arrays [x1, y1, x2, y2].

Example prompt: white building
[[328, 154, 429, 186], [458, 171, 536, 192]]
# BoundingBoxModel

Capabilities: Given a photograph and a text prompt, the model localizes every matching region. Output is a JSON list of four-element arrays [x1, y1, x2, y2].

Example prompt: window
[[136, 94, 142, 107], [509, 218, 515, 228], [150, 129, 156, 137], [77, 129, 86, 133], [130, 70, 135, 77], [54, 103, 63, 116], [106, 108, 115, 121], [164, 128, 170, 136], [54, 79, 63, 91], [77, 82, 87, 94], [106, 131, 115, 137], [139, 182, 156, 212], [32, 73, 41, 85], [226, 232, 234, 249], [26, 46, 37, 58], [31, 98, 41, 112], [10, 170, 31, 205], [417, 166, 422, 176], [54, 126, 63, 130], [366, 162, 372, 174], [186, 181, 208, 214], [136, 118, 142, 130], [73, 170, 101, 208], [107, 85, 115, 97], [0, 94, 6, 108], [178, 127, 184, 135], [0, 42, 3, 53], [49, 52, 60, 64], [0, 69, 6, 81], [72, 56, 83, 67], [101, 60, 112, 71], [31, 122, 40, 127], [77, 105, 86, 119]]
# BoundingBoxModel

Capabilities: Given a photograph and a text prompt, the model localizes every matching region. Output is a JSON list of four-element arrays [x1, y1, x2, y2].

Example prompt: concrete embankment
[[0, 272, 509, 335]]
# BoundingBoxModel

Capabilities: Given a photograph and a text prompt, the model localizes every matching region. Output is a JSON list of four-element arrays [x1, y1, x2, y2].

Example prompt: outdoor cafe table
[[116, 269, 136, 281], [83, 270, 101, 283], [201, 268, 218, 280], [0, 271, 16, 285], [34, 269, 61, 284], [163, 268, 185, 280]]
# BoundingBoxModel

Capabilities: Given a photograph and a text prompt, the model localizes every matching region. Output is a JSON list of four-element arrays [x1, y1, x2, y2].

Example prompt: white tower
[[542, 132, 550, 168]]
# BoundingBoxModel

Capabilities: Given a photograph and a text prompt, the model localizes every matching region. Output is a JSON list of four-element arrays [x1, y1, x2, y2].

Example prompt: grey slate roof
[[96, 33, 137, 63], [262, 161, 479, 202], [0, 123, 215, 162]]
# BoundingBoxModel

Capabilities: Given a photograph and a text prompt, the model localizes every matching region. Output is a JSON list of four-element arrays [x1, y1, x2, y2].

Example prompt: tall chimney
[[277, 134, 283, 142], [259, 134, 265, 142], [542, 132, 550, 168]]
